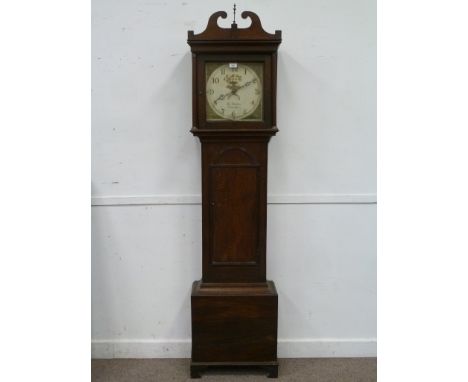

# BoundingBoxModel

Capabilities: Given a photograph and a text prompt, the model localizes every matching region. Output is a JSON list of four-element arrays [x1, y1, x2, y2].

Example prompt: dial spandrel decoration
[[206, 62, 263, 121]]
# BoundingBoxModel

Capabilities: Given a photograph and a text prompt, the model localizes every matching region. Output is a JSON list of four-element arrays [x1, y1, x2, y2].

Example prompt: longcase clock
[[187, 8, 282, 378]]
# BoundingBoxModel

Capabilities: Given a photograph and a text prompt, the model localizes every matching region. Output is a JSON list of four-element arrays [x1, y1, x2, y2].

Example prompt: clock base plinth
[[190, 361, 278, 379], [191, 280, 278, 378]]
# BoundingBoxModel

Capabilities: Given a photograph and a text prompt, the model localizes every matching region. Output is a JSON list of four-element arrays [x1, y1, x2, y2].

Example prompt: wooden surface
[[191, 280, 278, 377], [188, 10, 281, 282], [187, 9, 282, 378], [201, 140, 268, 283], [187, 11, 281, 44], [194, 53, 273, 129]]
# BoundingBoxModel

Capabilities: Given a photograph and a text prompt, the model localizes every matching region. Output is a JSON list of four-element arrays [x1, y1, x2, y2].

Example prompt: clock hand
[[237, 80, 252, 90], [225, 80, 256, 100], [213, 79, 256, 104], [214, 84, 244, 103], [213, 91, 232, 104], [221, 80, 256, 102], [236, 79, 257, 91]]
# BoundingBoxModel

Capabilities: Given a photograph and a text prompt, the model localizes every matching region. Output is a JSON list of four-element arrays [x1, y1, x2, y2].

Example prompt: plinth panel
[[191, 281, 278, 363]]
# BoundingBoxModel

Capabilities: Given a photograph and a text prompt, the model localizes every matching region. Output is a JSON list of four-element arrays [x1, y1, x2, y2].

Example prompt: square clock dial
[[205, 62, 263, 121]]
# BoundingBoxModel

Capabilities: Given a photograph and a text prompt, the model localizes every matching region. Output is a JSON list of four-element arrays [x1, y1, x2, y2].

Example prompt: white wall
[[92, 0, 376, 358]]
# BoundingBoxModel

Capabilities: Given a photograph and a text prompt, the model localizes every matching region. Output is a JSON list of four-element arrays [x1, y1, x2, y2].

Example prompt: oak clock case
[[187, 9, 281, 378]]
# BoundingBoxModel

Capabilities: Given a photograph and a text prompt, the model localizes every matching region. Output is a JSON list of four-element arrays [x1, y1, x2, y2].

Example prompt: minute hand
[[236, 80, 256, 91]]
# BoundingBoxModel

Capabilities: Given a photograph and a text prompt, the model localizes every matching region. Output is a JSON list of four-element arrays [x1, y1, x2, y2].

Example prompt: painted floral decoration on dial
[[206, 63, 263, 121]]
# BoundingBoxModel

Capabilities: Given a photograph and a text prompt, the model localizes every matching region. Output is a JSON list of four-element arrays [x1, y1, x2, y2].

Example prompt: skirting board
[[91, 193, 377, 207], [91, 339, 376, 359]]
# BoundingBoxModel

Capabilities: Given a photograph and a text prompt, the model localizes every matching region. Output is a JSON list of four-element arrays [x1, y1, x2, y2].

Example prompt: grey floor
[[92, 358, 377, 382]]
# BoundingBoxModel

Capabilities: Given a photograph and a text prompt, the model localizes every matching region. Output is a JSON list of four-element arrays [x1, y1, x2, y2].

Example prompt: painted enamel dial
[[206, 63, 262, 121]]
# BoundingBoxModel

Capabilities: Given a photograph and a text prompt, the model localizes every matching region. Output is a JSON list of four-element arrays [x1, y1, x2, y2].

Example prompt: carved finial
[[232, 4, 237, 27]]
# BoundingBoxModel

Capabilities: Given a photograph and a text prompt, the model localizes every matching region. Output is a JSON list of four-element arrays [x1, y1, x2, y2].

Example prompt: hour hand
[[213, 94, 225, 105], [213, 90, 233, 104]]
